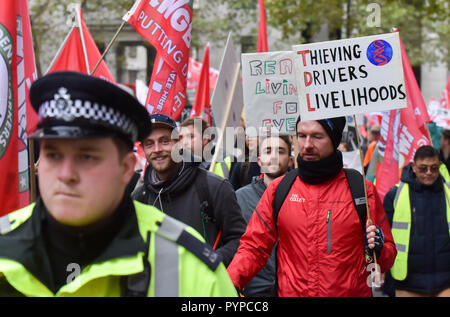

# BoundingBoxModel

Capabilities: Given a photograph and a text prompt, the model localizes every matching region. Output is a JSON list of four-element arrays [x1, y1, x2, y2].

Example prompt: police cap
[[29, 71, 151, 146]]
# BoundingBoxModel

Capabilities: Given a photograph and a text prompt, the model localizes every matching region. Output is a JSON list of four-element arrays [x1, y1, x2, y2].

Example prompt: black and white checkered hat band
[[38, 99, 139, 142]]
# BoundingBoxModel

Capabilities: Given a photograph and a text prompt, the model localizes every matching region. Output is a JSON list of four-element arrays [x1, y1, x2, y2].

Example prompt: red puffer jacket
[[227, 169, 397, 297]]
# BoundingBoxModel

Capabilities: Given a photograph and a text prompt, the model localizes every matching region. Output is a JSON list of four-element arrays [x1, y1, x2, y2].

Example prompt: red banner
[[48, 8, 115, 83], [190, 44, 211, 125], [0, 0, 38, 215], [124, 0, 193, 120], [375, 33, 431, 201], [187, 57, 218, 91]]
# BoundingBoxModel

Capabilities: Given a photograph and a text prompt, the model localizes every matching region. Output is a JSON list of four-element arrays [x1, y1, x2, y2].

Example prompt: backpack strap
[[343, 168, 367, 230], [194, 168, 222, 248], [273, 169, 298, 232]]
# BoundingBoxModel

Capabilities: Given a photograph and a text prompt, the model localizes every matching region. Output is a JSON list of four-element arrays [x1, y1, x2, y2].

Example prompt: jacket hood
[[401, 163, 443, 192]]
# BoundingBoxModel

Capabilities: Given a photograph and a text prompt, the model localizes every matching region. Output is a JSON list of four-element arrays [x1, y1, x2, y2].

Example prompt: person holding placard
[[227, 116, 397, 297]]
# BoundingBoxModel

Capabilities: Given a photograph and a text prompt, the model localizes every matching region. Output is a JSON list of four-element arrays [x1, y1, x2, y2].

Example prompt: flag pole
[[209, 62, 241, 172], [75, 5, 91, 74], [353, 114, 382, 288], [90, 20, 126, 76], [28, 139, 37, 203]]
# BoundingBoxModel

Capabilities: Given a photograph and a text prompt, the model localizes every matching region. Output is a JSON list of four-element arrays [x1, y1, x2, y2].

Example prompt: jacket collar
[[0, 196, 146, 295]]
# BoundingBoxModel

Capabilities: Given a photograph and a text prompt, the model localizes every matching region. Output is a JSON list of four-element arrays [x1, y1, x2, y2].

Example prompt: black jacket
[[132, 160, 246, 266], [383, 164, 450, 294], [235, 176, 276, 297]]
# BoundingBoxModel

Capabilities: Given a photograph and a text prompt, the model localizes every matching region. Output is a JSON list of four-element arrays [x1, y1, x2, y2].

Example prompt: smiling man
[[383, 145, 450, 297], [0, 71, 236, 297], [133, 114, 246, 267]]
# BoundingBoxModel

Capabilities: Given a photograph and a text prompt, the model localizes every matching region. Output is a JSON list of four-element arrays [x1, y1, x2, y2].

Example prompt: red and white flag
[[187, 57, 218, 91], [257, 0, 268, 53], [47, 7, 115, 82], [124, 0, 193, 120], [0, 0, 38, 215], [375, 32, 431, 201], [190, 44, 211, 125]]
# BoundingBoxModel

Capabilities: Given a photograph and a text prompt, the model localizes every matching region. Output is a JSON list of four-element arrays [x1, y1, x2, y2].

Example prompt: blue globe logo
[[367, 40, 393, 66]]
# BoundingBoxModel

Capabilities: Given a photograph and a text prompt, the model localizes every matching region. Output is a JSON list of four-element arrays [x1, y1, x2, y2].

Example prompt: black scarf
[[297, 150, 343, 184]]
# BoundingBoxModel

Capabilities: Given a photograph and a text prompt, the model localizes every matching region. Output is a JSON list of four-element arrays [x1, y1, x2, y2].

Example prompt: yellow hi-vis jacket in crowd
[[212, 156, 232, 179], [0, 201, 237, 297], [390, 181, 450, 281]]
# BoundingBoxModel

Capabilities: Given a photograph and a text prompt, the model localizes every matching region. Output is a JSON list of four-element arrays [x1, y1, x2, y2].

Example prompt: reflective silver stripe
[[393, 182, 405, 207], [0, 215, 11, 234], [392, 221, 409, 230], [395, 243, 407, 252], [154, 216, 186, 297], [157, 216, 186, 242], [154, 234, 179, 297]]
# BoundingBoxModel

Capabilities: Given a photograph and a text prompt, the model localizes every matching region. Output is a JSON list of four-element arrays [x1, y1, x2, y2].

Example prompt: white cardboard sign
[[242, 51, 299, 135], [293, 32, 406, 121], [211, 33, 243, 130]]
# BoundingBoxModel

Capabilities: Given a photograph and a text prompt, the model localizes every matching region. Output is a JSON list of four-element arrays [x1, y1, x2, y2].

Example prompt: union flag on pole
[[123, 0, 193, 120], [0, 0, 38, 215], [47, 6, 115, 83], [190, 44, 211, 125], [375, 32, 431, 201]]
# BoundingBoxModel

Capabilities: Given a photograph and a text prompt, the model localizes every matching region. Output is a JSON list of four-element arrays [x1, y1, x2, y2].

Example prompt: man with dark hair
[[0, 71, 237, 297], [383, 145, 450, 297], [235, 134, 293, 297], [227, 116, 396, 296], [179, 117, 232, 179], [133, 114, 246, 267]]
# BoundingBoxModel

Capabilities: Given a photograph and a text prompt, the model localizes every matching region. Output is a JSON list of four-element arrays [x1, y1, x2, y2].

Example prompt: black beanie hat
[[296, 116, 346, 149]]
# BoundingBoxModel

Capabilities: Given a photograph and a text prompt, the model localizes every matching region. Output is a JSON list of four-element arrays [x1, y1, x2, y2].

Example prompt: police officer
[[0, 71, 237, 297]]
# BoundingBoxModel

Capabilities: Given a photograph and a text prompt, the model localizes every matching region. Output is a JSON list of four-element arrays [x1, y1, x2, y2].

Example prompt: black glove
[[365, 226, 384, 257]]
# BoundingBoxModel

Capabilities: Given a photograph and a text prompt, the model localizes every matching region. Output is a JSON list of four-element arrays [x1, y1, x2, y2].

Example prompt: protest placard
[[211, 33, 243, 131], [242, 51, 299, 135], [293, 32, 406, 121]]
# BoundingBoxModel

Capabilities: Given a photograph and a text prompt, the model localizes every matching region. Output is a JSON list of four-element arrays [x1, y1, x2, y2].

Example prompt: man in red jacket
[[227, 116, 397, 297]]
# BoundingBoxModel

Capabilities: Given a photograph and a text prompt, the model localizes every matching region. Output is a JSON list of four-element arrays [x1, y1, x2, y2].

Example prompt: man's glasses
[[416, 165, 440, 173]]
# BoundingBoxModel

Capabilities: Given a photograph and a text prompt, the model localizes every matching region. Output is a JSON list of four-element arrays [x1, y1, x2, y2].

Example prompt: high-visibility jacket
[[212, 156, 232, 179], [0, 201, 237, 297], [439, 163, 450, 182], [391, 181, 450, 281]]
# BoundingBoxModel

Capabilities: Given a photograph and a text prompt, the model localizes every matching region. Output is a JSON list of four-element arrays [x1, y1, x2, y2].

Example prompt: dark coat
[[236, 176, 276, 297], [132, 160, 246, 266], [383, 164, 450, 294]]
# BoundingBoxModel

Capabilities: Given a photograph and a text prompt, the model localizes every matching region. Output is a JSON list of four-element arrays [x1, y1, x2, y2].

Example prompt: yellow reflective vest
[[0, 201, 237, 297], [212, 156, 232, 179], [439, 163, 450, 182], [390, 181, 450, 281]]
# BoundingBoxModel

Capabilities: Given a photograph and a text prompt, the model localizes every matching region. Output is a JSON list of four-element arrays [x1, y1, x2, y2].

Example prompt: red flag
[[48, 8, 115, 82], [375, 33, 431, 201], [257, 0, 268, 52], [0, 0, 38, 215], [440, 77, 450, 109], [190, 44, 211, 125], [124, 0, 193, 120], [187, 57, 218, 91]]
